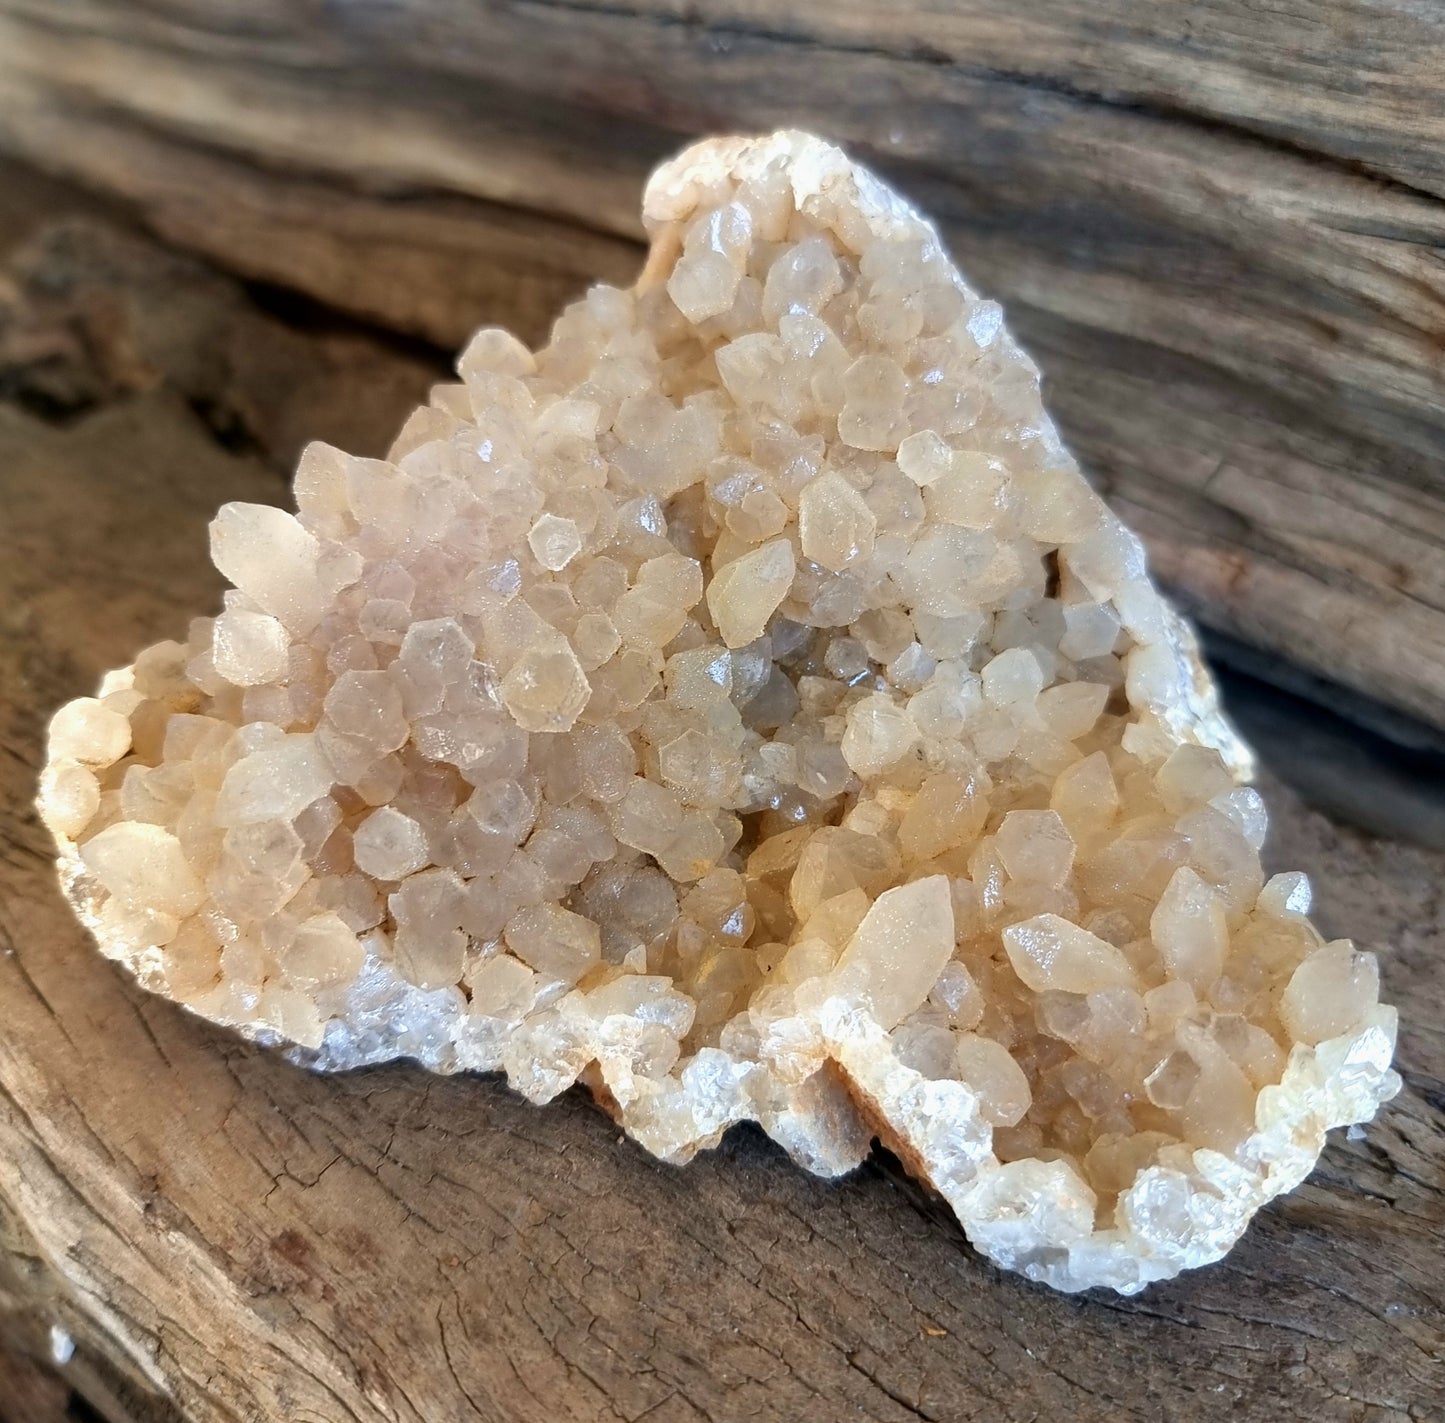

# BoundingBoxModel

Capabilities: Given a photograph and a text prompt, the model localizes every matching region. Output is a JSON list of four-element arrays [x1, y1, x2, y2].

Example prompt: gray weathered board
[[0, 13, 1443, 1422]]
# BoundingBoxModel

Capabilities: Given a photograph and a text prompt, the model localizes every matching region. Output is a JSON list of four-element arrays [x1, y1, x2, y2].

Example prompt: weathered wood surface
[[0, 186, 1443, 1423], [1, 1, 1444, 734], [0, 1342, 69, 1423]]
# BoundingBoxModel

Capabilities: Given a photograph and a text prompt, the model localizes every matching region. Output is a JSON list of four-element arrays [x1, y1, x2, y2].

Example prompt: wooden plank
[[0, 2, 1442, 730], [0, 1345, 70, 1423], [0, 181, 1442, 1423]]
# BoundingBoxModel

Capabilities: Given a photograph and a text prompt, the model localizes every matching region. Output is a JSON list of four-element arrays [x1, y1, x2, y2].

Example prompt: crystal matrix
[[38, 131, 1399, 1294]]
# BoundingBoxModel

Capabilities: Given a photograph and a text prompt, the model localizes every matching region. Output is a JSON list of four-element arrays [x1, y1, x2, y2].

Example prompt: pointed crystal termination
[[38, 131, 1398, 1294]]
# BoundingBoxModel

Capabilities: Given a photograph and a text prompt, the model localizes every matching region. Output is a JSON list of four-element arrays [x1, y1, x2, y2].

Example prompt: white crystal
[[527, 514, 583, 571], [504, 903, 602, 984], [840, 694, 919, 777], [213, 735, 334, 827], [798, 472, 877, 571], [287, 913, 366, 990], [499, 636, 590, 733], [37, 761, 102, 837], [352, 807, 430, 881], [79, 822, 204, 917], [213, 610, 290, 687], [706, 539, 795, 649], [1151, 866, 1228, 989], [829, 876, 954, 1030], [1280, 942, 1380, 1046], [210, 502, 347, 635], [1003, 915, 1138, 994], [895, 430, 954, 487], [954, 1034, 1031, 1127], [48, 697, 131, 766]]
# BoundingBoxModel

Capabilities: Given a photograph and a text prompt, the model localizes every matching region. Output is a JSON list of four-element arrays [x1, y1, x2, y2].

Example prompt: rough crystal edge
[[64, 786, 1400, 1293], [57, 769, 1399, 1293], [818, 1000, 1399, 1293]]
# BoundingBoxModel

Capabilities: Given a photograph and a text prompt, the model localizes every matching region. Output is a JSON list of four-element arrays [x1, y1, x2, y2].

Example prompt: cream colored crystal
[[706, 539, 796, 648], [799, 471, 877, 571], [352, 806, 430, 881], [39, 131, 1398, 1296], [828, 876, 954, 1030], [954, 1034, 1032, 1126], [1003, 914, 1136, 995]]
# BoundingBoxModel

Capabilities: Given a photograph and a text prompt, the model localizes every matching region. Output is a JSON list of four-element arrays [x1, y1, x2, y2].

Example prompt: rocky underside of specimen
[[39, 131, 1398, 1293]]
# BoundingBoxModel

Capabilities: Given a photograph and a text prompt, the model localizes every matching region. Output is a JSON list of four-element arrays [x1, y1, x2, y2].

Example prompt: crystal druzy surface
[[38, 132, 1399, 1293]]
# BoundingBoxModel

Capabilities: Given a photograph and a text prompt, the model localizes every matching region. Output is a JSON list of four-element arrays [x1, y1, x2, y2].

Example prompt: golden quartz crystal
[[38, 133, 1399, 1293]]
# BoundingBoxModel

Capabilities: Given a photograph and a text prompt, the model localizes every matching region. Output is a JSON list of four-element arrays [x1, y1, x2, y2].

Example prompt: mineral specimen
[[38, 131, 1399, 1294]]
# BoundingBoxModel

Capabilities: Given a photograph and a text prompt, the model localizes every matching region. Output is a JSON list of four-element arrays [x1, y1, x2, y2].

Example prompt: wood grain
[[0, 199, 1442, 1423], [0, 1, 1443, 732], [0, 1344, 70, 1423]]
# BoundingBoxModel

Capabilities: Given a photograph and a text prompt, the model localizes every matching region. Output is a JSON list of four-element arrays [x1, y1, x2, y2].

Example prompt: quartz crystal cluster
[[39, 132, 1399, 1293]]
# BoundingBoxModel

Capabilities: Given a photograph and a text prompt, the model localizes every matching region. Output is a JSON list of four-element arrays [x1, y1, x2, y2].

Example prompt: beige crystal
[[39, 131, 1398, 1295]]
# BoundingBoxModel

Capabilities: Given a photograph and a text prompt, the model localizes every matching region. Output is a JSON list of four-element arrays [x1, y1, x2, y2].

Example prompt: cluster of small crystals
[[40, 135, 1392, 1249]]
